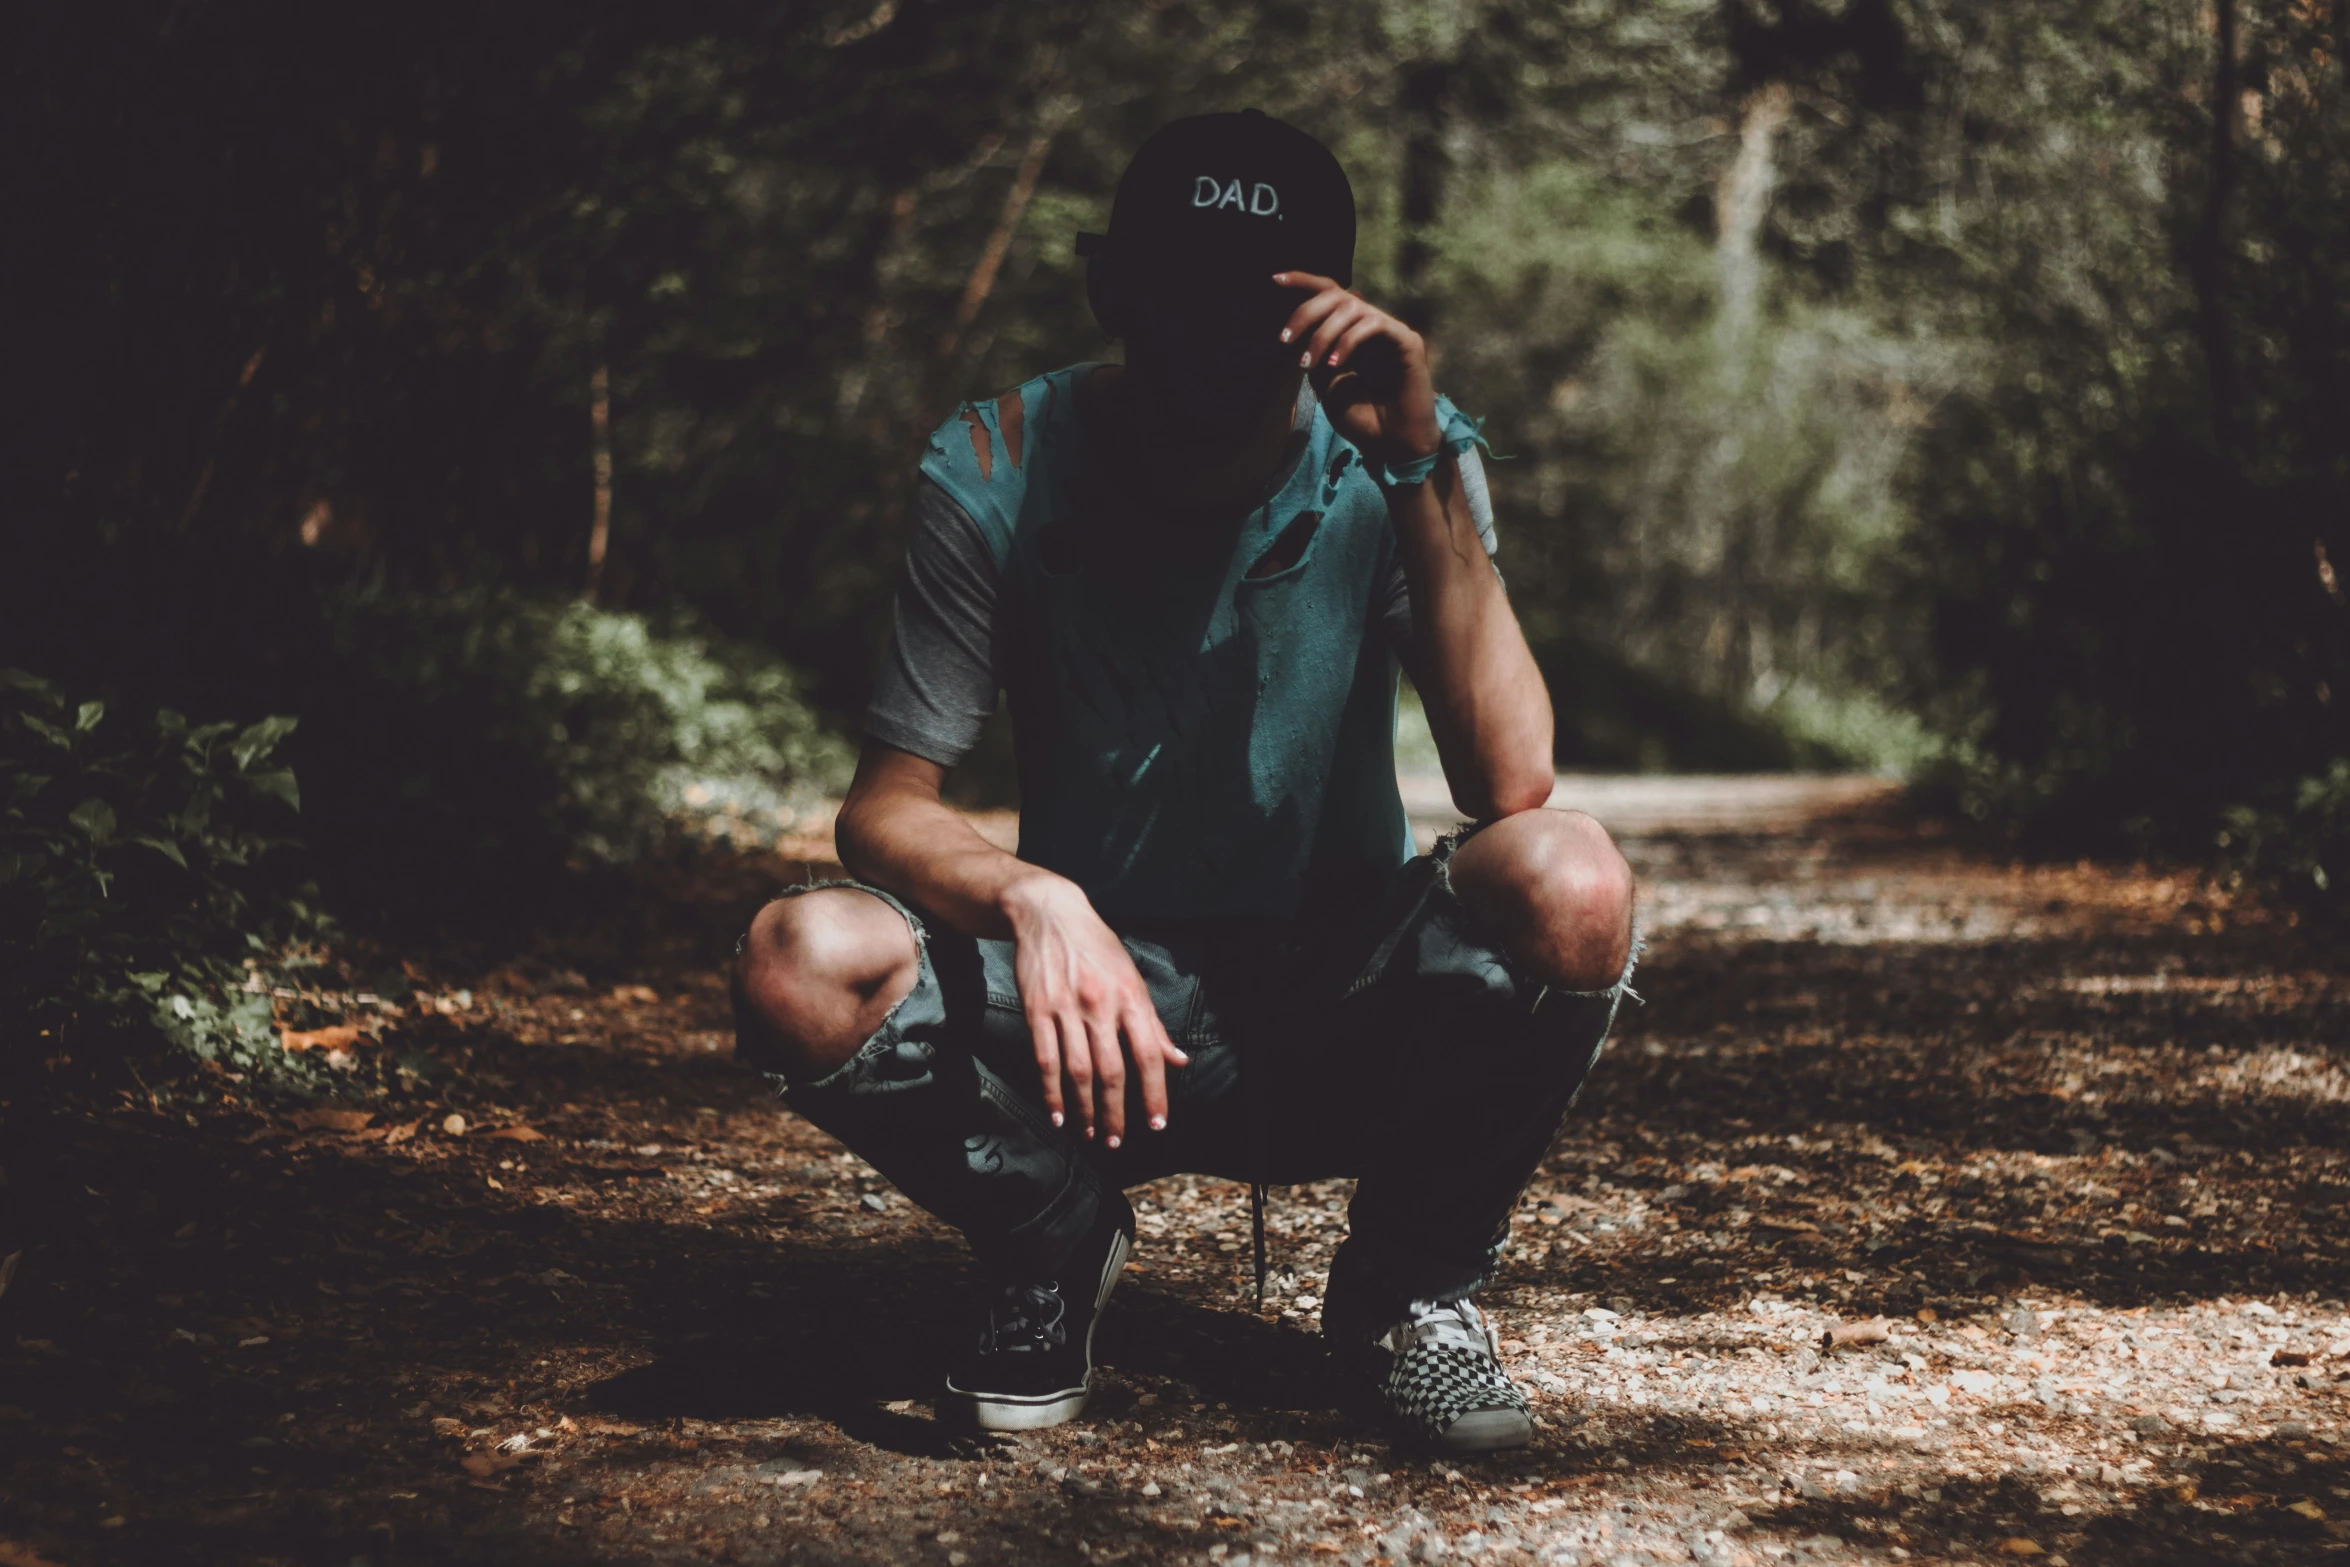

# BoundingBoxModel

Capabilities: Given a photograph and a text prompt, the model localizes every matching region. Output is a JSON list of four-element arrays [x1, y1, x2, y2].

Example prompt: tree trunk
[[1397, 64, 1450, 336], [938, 118, 1062, 362], [2194, 0, 2240, 452], [1715, 83, 1791, 352], [583, 358, 613, 603]]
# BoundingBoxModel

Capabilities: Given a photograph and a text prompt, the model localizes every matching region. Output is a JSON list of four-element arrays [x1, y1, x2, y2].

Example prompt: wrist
[[998, 868, 1083, 932], [1375, 443, 1445, 491]]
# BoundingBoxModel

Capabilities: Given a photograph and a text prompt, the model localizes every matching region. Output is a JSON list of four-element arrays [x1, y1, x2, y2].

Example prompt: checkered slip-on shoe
[[1358, 1297, 1533, 1453]]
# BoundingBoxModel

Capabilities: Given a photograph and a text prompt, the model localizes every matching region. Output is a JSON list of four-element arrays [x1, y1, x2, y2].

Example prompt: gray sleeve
[[862, 480, 1002, 768], [1378, 445, 1501, 662]]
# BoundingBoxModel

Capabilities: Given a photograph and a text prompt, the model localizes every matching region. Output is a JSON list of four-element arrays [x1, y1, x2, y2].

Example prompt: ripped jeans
[[734, 832, 1636, 1333]]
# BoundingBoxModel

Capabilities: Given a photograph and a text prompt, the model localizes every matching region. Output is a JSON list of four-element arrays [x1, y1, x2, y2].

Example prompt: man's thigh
[[1242, 843, 1518, 1183], [925, 920, 1258, 1189]]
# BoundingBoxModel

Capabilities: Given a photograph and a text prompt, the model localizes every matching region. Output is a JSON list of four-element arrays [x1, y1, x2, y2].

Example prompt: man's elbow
[[1456, 763, 1556, 822], [832, 788, 886, 882]]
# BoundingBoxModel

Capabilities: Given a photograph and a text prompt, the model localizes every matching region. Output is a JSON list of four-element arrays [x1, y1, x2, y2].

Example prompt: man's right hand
[[1000, 873, 1189, 1148]]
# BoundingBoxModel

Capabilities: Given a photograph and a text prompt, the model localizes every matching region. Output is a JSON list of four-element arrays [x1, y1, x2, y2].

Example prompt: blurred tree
[[1, 0, 2341, 907]]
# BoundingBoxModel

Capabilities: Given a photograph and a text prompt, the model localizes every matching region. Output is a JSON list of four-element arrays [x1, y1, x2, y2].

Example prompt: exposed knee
[[732, 887, 920, 1082], [1448, 809, 1634, 991]]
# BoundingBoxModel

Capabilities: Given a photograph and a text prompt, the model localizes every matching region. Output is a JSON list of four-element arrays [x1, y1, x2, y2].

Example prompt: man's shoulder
[[918, 363, 1107, 562]]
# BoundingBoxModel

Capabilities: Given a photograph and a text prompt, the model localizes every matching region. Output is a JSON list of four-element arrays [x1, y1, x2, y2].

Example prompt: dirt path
[[6, 781, 2349, 1566]]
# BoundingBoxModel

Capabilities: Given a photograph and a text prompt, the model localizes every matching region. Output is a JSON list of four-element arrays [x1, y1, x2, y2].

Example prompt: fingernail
[[1279, 328, 1291, 342], [1051, 1112, 1063, 1128], [1084, 1126, 1095, 1140], [1299, 350, 1312, 368], [1150, 1115, 1166, 1131], [1328, 352, 1341, 366], [1272, 272, 1285, 282], [1106, 1135, 1121, 1150]]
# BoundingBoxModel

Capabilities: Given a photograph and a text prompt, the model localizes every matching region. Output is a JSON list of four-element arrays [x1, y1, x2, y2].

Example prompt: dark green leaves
[[67, 798, 118, 844], [3, 674, 315, 1069]]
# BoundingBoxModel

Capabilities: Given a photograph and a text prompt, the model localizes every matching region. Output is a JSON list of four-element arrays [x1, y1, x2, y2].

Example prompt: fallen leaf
[[431, 1417, 466, 1436], [2288, 1499, 2326, 1520], [609, 984, 660, 1005], [280, 1024, 363, 1054], [287, 1108, 372, 1134], [487, 1125, 546, 1143], [0, 1542, 67, 1567], [1822, 1316, 1892, 1350], [1916, 1307, 1939, 1324], [2272, 1350, 2314, 1367], [460, 1452, 520, 1478], [1996, 1539, 2044, 1557], [378, 1119, 421, 1146]]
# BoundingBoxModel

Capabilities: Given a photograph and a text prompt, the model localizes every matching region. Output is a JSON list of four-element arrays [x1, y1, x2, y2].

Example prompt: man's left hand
[[1276, 272, 1441, 465]]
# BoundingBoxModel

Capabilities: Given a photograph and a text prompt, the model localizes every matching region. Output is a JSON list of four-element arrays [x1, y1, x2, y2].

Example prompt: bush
[[294, 590, 853, 926], [0, 671, 317, 1070], [2221, 761, 2350, 910]]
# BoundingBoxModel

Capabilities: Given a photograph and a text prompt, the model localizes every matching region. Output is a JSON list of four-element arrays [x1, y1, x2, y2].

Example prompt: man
[[733, 111, 1635, 1453]]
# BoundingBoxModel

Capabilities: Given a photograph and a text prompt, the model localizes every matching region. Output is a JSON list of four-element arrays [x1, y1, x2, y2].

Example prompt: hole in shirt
[[1245, 511, 1322, 579], [998, 392, 1024, 470], [960, 406, 992, 481]]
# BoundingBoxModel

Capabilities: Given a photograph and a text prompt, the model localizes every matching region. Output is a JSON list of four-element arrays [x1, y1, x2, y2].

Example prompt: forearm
[[835, 787, 1055, 939], [1390, 458, 1555, 819], [832, 742, 1094, 940]]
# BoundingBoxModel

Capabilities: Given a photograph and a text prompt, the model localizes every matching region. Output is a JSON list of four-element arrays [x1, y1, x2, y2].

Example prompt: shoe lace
[[1375, 1297, 1501, 1359], [981, 1279, 1068, 1353]]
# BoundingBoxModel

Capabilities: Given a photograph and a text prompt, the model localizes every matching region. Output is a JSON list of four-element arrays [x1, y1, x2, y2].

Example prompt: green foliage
[[295, 592, 852, 924], [0, 672, 314, 1070], [2221, 761, 2350, 905], [1869, 0, 2350, 899], [5, 0, 2345, 909]]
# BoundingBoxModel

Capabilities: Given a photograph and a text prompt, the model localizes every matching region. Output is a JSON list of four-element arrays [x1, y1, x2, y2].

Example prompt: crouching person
[[733, 112, 1636, 1452]]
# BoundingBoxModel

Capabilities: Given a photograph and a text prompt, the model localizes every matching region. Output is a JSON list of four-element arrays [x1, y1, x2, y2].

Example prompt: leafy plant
[[292, 591, 853, 925], [0, 670, 317, 1069], [2220, 760, 2350, 909]]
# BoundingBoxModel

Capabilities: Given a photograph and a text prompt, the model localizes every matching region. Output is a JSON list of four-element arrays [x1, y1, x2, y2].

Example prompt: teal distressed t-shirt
[[889, 364, 1492, 923]]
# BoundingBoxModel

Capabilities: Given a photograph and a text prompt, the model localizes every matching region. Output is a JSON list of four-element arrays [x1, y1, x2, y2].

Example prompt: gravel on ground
[[4, 782, 2347, 1566]]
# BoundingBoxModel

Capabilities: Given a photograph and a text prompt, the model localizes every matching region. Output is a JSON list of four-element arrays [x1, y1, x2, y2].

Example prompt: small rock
[[1140, 1480, 1161, 1498], [1061, 1472, 1102, 1497], [2006, 1308, 2045, 1342], [2276, 1421, 2311, 1440], [2130, 1413, 2169, 1434], [442, 1113, 467, 1136], [859, 1192, 887, 1212], [1413, 1533, 1451, 1561]]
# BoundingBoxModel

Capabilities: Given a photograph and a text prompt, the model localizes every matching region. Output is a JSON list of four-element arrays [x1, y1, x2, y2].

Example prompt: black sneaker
[[942, 1209, 1133, 1431]]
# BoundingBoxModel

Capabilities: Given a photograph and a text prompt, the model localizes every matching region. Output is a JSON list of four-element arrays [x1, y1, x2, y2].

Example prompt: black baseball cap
[[1079, 110, 1355, 322]]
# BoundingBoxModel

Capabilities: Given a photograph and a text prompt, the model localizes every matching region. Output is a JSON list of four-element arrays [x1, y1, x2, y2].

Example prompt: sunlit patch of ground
[[3, 778, 2346, 1565]]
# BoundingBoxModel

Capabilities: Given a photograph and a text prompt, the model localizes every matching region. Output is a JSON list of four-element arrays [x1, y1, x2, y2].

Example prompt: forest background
[[4, 0, 2346, 1073]]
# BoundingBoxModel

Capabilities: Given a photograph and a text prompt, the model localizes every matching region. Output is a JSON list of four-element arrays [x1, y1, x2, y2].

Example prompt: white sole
[[950, 1226, 1131, 1432], [1436, 1406, 1535, 1452]]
